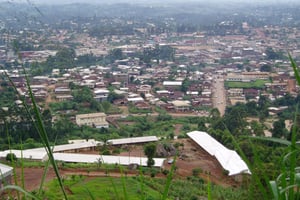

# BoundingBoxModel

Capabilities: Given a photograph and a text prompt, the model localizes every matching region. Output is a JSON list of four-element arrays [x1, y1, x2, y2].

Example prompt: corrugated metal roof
[[163, 81, 182, 86], [76, 112, 106, 118], [107, 136, 158, 145], [53, 153, 165, 168], [29, 140, 102, 153], [187, 131, 251, 176]]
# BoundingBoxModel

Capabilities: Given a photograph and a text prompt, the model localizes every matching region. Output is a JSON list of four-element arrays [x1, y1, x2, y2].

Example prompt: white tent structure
[[0, 140, 102, 161], [53, 153, 165, 168], [0, 163, 13, 178], [0, 163, 13, 188], [187, 131, 251, 176], [1, 150, 48, 161]]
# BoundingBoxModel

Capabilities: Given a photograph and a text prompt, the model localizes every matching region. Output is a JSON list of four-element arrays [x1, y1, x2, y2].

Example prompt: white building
[[76, 112, 109, 128]]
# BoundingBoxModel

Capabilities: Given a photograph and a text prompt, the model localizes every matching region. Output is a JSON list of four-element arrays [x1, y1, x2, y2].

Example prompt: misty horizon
[[1, 0, 300, 5]]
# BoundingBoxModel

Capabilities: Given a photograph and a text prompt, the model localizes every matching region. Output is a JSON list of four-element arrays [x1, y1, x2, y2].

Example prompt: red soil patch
[[10, 139, 239, 194], [173, 124, 183, 136]]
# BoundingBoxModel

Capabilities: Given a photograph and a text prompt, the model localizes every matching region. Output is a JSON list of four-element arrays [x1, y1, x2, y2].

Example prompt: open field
[[225, 79, 269, 89]]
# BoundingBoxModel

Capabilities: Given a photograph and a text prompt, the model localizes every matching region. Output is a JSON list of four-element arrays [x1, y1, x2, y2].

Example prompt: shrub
[[192, 168, 202, 177], [178, 133, 187, 139], [6, 153, 17, 162], [102, 149, 111, 155], [112, 148, 121, 154], [222, 169, 229, 176], [162, 169, 169, 175]]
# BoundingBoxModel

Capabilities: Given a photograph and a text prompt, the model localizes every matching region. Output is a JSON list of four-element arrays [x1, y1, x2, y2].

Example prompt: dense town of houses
[[0, 18, 300, 127]]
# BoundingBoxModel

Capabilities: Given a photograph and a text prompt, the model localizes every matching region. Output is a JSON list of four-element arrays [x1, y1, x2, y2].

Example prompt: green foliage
[[6, 153, 17, 162], [156, 113, 172, 121], [53, 47, 76, 68], [144, 143, 157, 167], [260, 64, 272, 72], [128, 103, 152, 114], [272, 119, 288, 138], [102, 149, 111, 155], [265, 47, 286, 60], [225, 79, 269, 89], [140, 45, 175, 64], [192, 168, 202, 177]]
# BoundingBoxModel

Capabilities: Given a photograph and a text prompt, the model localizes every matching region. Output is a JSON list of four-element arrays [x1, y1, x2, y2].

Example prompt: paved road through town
[[212, 75, 226, 116]]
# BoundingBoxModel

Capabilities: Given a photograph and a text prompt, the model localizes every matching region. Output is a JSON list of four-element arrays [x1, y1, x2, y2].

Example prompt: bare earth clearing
[[15, 138, 237, 192]]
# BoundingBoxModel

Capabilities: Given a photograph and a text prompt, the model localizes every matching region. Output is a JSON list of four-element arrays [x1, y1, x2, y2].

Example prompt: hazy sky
[[1, 0, 299, 5]]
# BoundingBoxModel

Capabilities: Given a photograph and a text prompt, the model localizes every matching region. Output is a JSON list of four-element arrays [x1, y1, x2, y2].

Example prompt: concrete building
[[171, 100, 191, 112], [76, 112, 109, 128]]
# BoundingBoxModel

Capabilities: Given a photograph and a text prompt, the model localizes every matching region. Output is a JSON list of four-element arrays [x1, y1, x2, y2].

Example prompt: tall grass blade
[[6, 122, 20, 200], [38, 136, 58, 197], [85, 188, 96, 200], [289, 53, 300, 86], [139, 163, 145, 200], [249, 136, 291, 146], [207, 177, 212, 200], [119, 165, 129, 200], [20, 140, 25, 190], [287, 105, 298, 199], [23, 69, 68, 199], [161, 154, 177, 200], [106, 164, 120, 200], [0, 185, 41, 200], [270, 181, 279, 200], [223, 128, 269, 199], [38, 154, 50, 197]]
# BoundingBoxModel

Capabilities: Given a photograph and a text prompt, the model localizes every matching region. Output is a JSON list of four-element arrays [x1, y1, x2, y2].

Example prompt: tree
[[265, 47, 285, 60], [197, 119, 207, 131], [53, 47, 76, 69], [223, 105, 247, 135], [210, 108, 220, 119], [272, 119, 287, 138], [6, 153, 17, 162], [181, 78, 191, 93], [144, 143, 157, 167], [260, 64, 272, 72], [109, 48, 123, 61], [140, 92, 146, 99], [72, 86, 93, 103]]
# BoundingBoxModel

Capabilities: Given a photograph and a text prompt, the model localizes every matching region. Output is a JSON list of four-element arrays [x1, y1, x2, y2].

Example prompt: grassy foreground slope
[[42, 175, 248, 200]]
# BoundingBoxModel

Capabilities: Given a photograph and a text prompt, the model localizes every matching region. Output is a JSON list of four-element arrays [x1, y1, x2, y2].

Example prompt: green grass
[[43, 176, 161, 200], [225, 79, 269, 89], [42, 175, 250, 200]]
